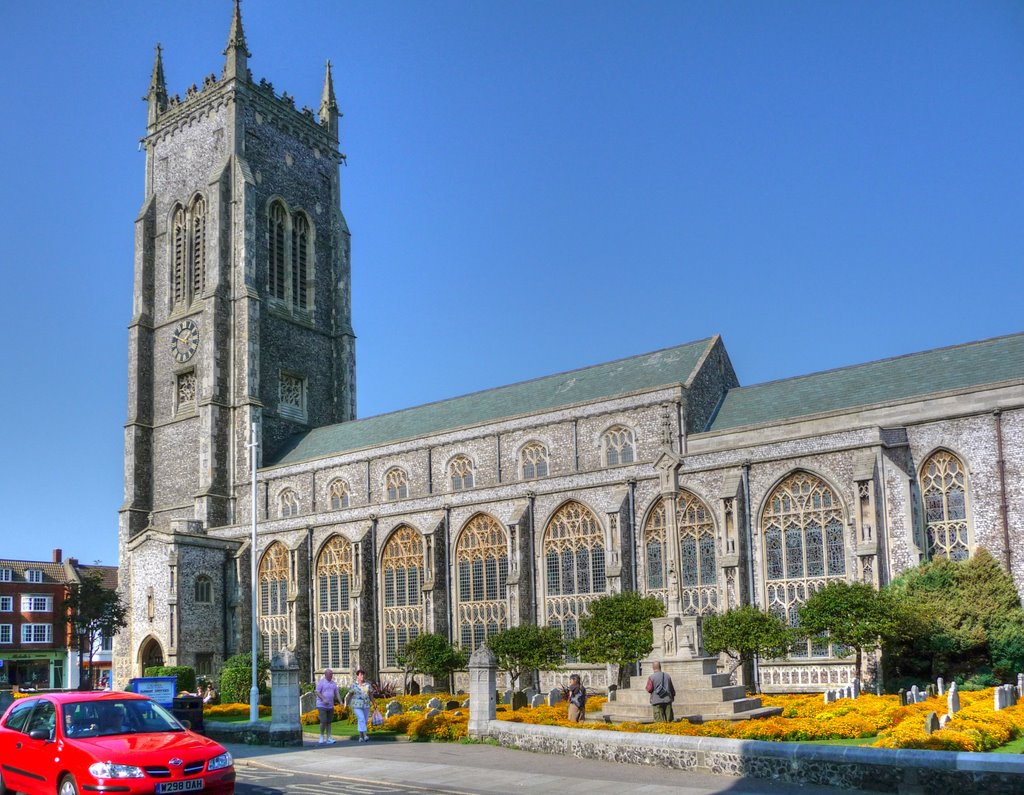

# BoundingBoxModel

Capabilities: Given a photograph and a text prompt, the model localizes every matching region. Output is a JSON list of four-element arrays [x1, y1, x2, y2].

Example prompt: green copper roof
[[707, 333, 1024, 433], [269, 337, 715, 466]]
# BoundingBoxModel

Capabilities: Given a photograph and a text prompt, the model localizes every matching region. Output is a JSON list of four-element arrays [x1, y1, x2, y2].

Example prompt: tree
[[703, 606, 791, 693], [568, 591, 665, 688], [63, 568, 129, 689], [487, 625, 564, 694], [396, 633, 468, 693], [218, 652, 271, 704], [798, 581, 901, 677]]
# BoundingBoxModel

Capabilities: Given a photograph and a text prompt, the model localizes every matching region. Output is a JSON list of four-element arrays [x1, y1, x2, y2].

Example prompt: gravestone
[[425, 708, 440, 718], [385, 701, 403, 718], [511, 691, 528, 711], [524, 687, 538, 703], [948, 682, 960, 714], [926, 684, 936, 698], [426, 697, 443, 710], [924, 712, 939, 735], [453, 710, 463, 716], [995, 687, 1006, 711], [421, 686, 435, 695], [502, 689, 513, 706], [937, 677, 945, 696], [898, 688, 907, 707], [446, 700, 460, 710], [462, 698, 470, 708], [911, 685, 920, 703], [530, 694, 545, 708], [547, 688, 562, 706], [939, 714, 951, 728], [408, 680, 420, 696], [409, 705, 424, 712], [823, 691, 832, 704], [299, 690, 318, 716], [852, 678, 861, 699], [1017, 673, 1023, 699]]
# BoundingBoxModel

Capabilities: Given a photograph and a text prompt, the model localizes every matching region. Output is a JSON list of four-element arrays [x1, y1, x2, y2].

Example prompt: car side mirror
[[28, 729, 52, 742], [180, 719, 192, 730]]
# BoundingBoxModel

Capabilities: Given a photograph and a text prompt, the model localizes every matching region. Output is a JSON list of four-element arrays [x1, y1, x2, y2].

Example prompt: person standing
[[345, 669, 375, 742], [315, 668, 343, 744], [567, 674, 587, 722], [645, 661, 676, 722]]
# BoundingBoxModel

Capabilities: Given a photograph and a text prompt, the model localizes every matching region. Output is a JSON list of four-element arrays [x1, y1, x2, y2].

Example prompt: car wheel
[[58, 775, 79, 795]]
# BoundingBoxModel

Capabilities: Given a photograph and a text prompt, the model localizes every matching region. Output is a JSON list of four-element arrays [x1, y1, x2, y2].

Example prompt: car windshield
[[62, 699, 185, 738]]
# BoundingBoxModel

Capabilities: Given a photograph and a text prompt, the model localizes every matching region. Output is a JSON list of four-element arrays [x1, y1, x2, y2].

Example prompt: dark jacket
[[646, 670, 675, 705]]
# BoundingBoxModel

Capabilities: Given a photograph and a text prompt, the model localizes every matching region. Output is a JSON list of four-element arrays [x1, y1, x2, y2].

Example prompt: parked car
[[0, 691, 234, 795]]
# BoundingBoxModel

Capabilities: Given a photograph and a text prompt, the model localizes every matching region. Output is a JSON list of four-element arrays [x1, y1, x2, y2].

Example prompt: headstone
[[385, 701, 403, 717], [300, 690, 318, 716], [911, 685, 920, 703], [425, 708, 440, 718], [1017, 673, 1023, 699], [453, 710, 463, 716], [924, 712, 939, 735], [995, 687, 1005, 711], [503, 689, 513, 706], [947, 682, 960, 715], [422, 686, 435, 695], [875, 683, 882, 696], [408, 680, 420, 696], [937, 677, 945, 696], [511, 691, 528, 711], [823, 691, 831, 704], [462, 698, 470, 708], [530, 694, 545, 708], [426, 697, 443, 710], [409, 704, 424, 712], [524, 687, 538, 703], [547, 688, 562, 707], [918, 692, 928, 704], [939, 714, 951, 728], [446, 700, 460, 710], [926, 684, 936, 698], [898, 688, 906, 707], [852, 678, 861, 699]]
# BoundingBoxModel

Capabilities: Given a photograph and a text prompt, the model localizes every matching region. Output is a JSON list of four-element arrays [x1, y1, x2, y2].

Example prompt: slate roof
[[707, 332, 1024, 433], [269, 337, 716, 466]]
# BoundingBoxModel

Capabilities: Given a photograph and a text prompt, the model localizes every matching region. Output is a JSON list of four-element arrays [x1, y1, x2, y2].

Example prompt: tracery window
[[381, 526, 424, 667], [258, 543, 291, 659], [449, 455, 474, 492], [544, 501, 606, 655], [643, 491, 717, 615], [292, 213, 310, 312], [279, 488, 300, 518], [267, 201, 314, 314], [602, 426, 636, 467], [328, 479, 351, 510], [194, 576, 212, 605], [316, 535, 355, 671], [762, 472, 848, 658], [455, 514, 508, 651], [921, 450, 970, 561], [384, 468, 409, 501], [520, 442, 549, 480], [190, 195, 206, 297], [171, 197, 207, 309], [269, 201, 287, 301]]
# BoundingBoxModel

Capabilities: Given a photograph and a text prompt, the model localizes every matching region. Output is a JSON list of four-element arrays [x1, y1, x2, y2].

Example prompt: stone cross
[[947, 682, 960, 715], [924, 712, 939, 735], [468, 646, 497, 738]]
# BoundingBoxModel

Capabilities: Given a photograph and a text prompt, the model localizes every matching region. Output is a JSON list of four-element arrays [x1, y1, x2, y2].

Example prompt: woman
[[567, 673, 587, 722], [315, 668, 343, 744], [345, 669, 375, 742]]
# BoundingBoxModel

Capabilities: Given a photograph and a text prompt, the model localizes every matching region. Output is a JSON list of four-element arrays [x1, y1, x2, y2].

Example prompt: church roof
[[706, 332, 1024, 432], [268, 337, 716, 466]]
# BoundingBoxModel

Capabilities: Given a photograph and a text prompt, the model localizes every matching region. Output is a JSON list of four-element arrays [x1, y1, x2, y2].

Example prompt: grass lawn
[[301, 720, 398, 740], [993, 735, 1024, 754]]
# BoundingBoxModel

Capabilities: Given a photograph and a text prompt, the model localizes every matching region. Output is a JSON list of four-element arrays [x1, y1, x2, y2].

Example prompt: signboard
[[127, 676, 177, 708]]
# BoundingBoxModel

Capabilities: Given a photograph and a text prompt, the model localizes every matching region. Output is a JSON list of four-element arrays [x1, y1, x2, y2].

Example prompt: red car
[[0, 691, 234, 795]]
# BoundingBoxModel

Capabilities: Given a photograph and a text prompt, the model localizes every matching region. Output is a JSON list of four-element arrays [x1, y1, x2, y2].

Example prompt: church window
[[380, 526, 424, 667], [194, 576, 212, 604], [643, 491, 718, 615], [543, 502, 606, 655], [176, 371, 196, 412], [172, 206, 187, 307], [384, 468, 409, 501], [257, 543, 291, 660], [267, 202, 314, 315], [920, 450, 971, 561], [455, 514, 508, 651], [316, 535, 355, 671], [190, 195, 206, 297], [269, 202, 287, 301], [292, 213, 310, 312], [278, 372, 306, 420], [520, 442, 549, 480], [171, 197, 207, 309], [279, 489, 299, 518], [328, 479, 350, 510], [449, 455, 474, 492], [762, 472, 848, 658], [602, 426, 635, 466]]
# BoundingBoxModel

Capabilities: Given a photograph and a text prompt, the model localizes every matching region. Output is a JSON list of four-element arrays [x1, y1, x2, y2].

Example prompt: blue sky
[[1, 1, 1021, 566]]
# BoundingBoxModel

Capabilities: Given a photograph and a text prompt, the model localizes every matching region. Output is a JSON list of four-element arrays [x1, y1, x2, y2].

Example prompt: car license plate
[[156, 780, 204, 793]]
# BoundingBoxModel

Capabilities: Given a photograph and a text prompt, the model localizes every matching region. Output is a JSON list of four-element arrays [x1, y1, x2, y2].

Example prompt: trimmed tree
[[218, 652, 271, 704], [702, 606, 790, 693], [569, 591, 665, 688], [396, 633, 467, 694], [486, 625, 565, 697], [798, 581, 901, 678], [62, 568, 129, 689]]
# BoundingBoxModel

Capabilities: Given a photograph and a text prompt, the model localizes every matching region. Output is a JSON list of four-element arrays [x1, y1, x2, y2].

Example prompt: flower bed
[[203, 702, 270, 718]]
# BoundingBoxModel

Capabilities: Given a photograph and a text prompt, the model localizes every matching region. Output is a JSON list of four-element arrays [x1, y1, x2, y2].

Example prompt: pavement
[[224, 734, 854, 795]]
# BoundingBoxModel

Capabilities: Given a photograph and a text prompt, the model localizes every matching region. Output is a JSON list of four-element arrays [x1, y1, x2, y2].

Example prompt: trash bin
[[171, 696, 205, 735]]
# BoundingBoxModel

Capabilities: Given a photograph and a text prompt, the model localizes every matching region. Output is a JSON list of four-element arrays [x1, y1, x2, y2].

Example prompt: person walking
[[646, 661, 676, 722], [346, 668, 375, 742], [567, 674, 587, 722], [315, 668, 343, 744]]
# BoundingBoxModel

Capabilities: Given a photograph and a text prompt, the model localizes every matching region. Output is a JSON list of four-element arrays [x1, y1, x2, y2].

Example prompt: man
[[315, 668, 343, 744], [645, 661, 676, 722]]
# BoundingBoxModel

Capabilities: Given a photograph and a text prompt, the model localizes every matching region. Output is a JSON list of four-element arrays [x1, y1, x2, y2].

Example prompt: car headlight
[[207, 751, 233, 771], [88, 761, 145, 779]]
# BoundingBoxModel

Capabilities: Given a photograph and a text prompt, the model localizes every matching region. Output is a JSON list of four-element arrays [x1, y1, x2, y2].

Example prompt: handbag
[[371, 708, 384, 727]]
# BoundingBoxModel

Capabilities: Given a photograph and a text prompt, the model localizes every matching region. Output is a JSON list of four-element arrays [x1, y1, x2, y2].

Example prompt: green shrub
[[144, 666, 196, 694], [218, 652, 270, 704]]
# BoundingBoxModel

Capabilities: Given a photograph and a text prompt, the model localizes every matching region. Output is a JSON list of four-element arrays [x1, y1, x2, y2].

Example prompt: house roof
[[707, 332, 1024, 433], [75, 564, 119, 591], [0, 560, 69, 584], [268, 337, 716, 466]]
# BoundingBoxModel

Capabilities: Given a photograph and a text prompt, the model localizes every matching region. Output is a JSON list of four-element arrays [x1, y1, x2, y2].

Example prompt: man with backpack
[[645, 661, 676, 722]]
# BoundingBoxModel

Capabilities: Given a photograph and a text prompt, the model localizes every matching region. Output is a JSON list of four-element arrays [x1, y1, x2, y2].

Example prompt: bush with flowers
[[203, 702, 271, 718], [299, 703, 350, 725]]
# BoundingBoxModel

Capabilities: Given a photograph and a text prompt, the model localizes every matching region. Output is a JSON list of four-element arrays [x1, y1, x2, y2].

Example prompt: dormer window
[[26, 569, 43, 584], [0, 569, 11, 582]]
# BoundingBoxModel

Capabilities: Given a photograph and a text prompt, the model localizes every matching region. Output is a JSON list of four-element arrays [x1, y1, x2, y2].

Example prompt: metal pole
[[249, 421, 259, 723]]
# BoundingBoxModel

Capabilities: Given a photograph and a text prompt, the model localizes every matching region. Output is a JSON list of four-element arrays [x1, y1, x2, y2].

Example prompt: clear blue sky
[[1, 1, 1021, 566]]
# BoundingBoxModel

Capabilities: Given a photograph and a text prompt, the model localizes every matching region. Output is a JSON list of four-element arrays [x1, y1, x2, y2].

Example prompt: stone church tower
[[116, 2, 354, 682]]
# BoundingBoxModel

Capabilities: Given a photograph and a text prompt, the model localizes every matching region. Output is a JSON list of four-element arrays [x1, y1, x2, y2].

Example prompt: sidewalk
[[225, 734, 852, 795]]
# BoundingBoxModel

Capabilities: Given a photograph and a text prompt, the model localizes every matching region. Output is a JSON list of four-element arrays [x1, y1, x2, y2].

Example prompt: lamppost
[[248, 421, 260, 723], [77, 623, 87, 691]]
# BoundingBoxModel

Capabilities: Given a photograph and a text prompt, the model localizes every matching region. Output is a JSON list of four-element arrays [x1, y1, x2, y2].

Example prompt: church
[[114, 4, 1024, 694]]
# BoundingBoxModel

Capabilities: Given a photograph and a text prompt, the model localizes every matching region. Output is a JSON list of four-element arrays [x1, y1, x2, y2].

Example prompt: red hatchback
[[0, 691, 235, 795]]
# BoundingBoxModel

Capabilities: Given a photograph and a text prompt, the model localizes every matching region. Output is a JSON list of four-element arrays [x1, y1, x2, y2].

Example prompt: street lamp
[[77, 624, 87, 691], [248, 421, 260, 723]]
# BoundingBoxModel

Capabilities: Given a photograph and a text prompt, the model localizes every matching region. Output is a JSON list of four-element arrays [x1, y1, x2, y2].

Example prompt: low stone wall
[[484, 722, 1024, 795], [205, 720, 302, 747]]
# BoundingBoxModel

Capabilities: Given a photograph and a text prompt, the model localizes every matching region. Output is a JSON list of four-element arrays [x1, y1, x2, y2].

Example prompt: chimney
[[52, 548, 62, 563]]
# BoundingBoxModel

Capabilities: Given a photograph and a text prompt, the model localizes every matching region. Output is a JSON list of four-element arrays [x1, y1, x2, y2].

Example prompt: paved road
[[236, 765, 443, 795]]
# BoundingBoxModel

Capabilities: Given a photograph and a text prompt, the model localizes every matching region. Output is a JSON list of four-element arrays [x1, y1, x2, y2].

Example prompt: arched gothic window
[[316, 535, 355, 671], [172, 206, 187, 307], [455, 514, 508, 651], [543, 502, 606, 654], [194, 575, 212, 605], [921, 450, 970, 561], [269, 201, 287, 301], [762, 472, 848, 658], [190, 195, 206, 297], [292, 213, 310, 312], [643, 491, 717, 615], [602, 426, 635, 466], [279, 489, 299, 518], [384, 468, 409, 501], [520, 442, 549, 480], [449, 456, 474, 492], [258, 543, 291, 659], [381, 526, 424, 667], [171, 198, 207, 309], [328, 479, 350, 511], [267, 201, 314, 313]]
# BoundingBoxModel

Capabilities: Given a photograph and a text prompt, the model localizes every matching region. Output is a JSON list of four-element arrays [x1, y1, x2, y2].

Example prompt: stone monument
[[269, 650, 303, 746]]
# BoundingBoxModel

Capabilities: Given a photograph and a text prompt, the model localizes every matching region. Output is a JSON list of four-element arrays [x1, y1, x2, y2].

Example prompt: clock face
[[171, 319, 199, 363]]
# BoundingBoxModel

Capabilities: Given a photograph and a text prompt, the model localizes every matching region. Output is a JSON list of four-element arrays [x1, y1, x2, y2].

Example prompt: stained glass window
[[920, 451, 970, 561], [258, 543, 291, 659], [602, 426, 636, 467], [328, 479, 350, 510], [544, 502, 606, 644], [454, 514, 508, 651], [449, 455, 475, 491], [642, 491, 718, 615], [381, 526, 424, 667], [521, 442, 549, 480], [316, 536, 354, 671], [279, 489, 299, 518], [385, 468, 409, 501]]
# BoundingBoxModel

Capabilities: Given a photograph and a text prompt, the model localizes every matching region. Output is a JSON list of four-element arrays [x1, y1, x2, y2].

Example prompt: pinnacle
[[224, 0, 251, 58]]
